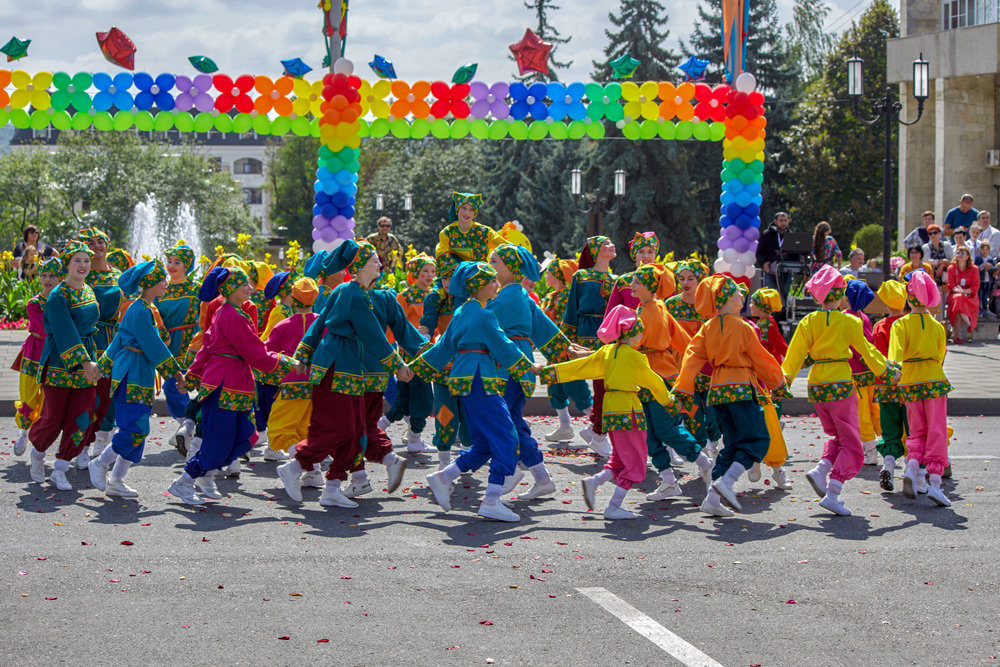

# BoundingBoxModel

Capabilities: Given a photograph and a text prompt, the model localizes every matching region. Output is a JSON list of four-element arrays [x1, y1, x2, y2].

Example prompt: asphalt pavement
[[0, 414, 996, 666]]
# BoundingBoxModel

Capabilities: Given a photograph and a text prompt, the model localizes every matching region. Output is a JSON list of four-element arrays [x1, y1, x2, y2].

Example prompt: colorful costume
[[158, 243, 199, 421], [541, 258, 592, 424], [434, 192, 501, 262], [605, 232, 660, 313], [12, 291, 47, 433], [255, 271, 296, 434], [844, 280, 882, 458], [872, 280, 909, 490]]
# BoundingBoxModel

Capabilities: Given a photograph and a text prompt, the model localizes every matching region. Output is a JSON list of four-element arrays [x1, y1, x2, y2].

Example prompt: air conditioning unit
[[987, 149, 1000, 168]]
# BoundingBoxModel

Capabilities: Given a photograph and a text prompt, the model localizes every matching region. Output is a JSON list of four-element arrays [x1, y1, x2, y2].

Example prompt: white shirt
[[978, 224, 1000, 257]]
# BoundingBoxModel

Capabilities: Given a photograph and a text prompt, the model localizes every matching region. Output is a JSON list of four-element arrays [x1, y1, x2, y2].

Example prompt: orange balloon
[[675, 104, 695, 121], [324, 109, 341, 124], [729, 115, 748, 132], [331, 94, 348, 110], [340, 107, 360, 124]]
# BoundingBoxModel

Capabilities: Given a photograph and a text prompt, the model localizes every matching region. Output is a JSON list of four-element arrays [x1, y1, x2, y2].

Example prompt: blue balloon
[[340, 206, 355, 219], [724, 181, 745, 195], [316, 167, 331, 182], [751, 216, 761, 227], [735, 192, 752, 207], [719, 191, 734, 205], [321, 180, 338, 195], [745, 181, 762, 196], [751, 195, 763, 206], [313, 181, 323, 193], [321, 204, 337, 219], [725, 203, 744, 218], [344, 184, 358, 197], [335, 170, 354, 186], [719, 215, 736, 227], [734, 215, 752, 230], [314, 191, 331, 206], [331, 191, 350, 208], [312, 205, 321, 216], [744, 203, 761, 217]]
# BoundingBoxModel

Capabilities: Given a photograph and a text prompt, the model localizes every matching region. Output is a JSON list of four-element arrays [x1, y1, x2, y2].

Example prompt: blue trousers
[[111, 382, 151, 464], [432, 382, 470, 451], [162, 376, 189, 420], [384, 375, 397, 406], [547, 380, 592, 411], [643, 401, 701, 473], [455, 373, 518, 485], [710, 400, 770, 479], [688, 389, 723, 446], [386, 375, 432, 432], [184, 389, 255, 479], [503, 378, 543, 468], [254, 382, 279, 431]]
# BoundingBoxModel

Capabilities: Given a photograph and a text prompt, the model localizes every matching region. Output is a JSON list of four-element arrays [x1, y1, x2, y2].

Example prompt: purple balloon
[[718, 236, 734, 251], [723, 225, 741, 240], [312, 214, 330, 229], [319, 226, 337, 243], [331, 215, 348, 232], [743, 227, 759, 242], [748, 240, 759, 254], [311, 227, 322, 241], [732, 237, 750, 254]]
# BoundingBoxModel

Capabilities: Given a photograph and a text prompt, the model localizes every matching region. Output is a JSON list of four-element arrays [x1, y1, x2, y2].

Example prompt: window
[[243, 188, 263, 205], [234, 157, 263, 174], [942, 0, 975, 28]]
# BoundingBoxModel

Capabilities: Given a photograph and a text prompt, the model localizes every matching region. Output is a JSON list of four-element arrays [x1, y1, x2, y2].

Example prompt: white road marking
[[577, 587, 725, 667], [946, 455, 993, 460]]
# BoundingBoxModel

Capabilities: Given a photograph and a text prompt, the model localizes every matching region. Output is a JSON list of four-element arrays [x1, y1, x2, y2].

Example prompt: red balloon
[[508, 28, 552, 77], [96, 26, 136, 70], [347, 75, 362, 90], [749, 91, 765, 106]]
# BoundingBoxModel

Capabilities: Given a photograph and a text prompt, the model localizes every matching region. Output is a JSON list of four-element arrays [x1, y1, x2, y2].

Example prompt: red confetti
[[317, 639, 329, 643], [479, 620, 494, 625], [340, 576, 352, 579], [786, 600, 797, 604], [278, 636, 290, 640], [80, 542, 90, 546], [202, 537, 210, 542], [120, 541, 134, 546], [45, 596, 57, 600]]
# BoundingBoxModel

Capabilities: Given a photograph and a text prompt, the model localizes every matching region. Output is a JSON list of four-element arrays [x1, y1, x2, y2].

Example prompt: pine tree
[[592, 0, 679, 81]]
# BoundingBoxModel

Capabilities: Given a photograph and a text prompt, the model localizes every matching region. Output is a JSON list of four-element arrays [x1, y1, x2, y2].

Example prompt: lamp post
[[847, 52, 929, 280], [375, 192, 413, 217], [570, 168, 626, 236]]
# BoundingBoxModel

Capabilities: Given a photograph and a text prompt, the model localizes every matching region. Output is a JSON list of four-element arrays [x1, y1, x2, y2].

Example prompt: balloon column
[[714, 72, 765, 281], [312, 57, 362, 253]]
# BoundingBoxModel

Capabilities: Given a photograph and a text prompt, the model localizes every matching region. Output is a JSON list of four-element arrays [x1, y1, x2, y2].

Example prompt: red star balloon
[[96, 26, 136, 70], [509, 28, 552, 77]]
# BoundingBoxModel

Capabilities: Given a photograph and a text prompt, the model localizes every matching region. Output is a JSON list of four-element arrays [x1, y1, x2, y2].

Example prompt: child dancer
[[435, 192, 502, 262], [254, 271, 296, 448], [160, 241, 200, 455], [11, 257, 61, 456], [304, 250, 347, 315], [277, 241, 410, 508], [844, 279, 882, 465], [487, 244, 574, 500], [167, 266, 297, 505], [673, 275, 785, 517], [628, 264, 714, 500], [540, 258, 592, 443], [889, 270, 952, 506], [90, 260, 183, 498], [261, 271, 296, 340], [540, 305, 675, 519], [419, 261, 538, 522], [28, 242, 101, 490], [781, 266, 897, 516], [562, 236, 617, 456], [247, 261, 274, 333], [872, 280, 909, 491], [607, 232, 660, 311]]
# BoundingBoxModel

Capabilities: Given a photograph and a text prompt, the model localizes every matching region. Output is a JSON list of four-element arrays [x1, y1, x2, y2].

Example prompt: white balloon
[[333, 58, 354, 75], [722, 248, 739, 264], [735, 72, 757, 93], [330, 238, 346, 249], [731, 261, 746, 276], [737, 250, 757, 265], [743, 264, 756, 280], [714, 258, 730, 274]]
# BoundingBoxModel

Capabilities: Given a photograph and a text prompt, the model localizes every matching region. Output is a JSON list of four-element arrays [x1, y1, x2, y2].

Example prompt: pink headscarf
[[597, 305, 643, 344], [805, 265, 846, 303], [906, 269, 941, 308]]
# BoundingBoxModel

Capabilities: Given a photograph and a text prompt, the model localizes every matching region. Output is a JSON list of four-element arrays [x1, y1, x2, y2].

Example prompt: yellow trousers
[[857, 385, 881, 443], [266, 397, 312, 452], [15, 373, 43, 430]]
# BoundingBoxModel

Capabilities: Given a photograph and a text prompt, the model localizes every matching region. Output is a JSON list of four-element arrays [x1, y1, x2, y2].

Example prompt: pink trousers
[[815, 396, 864, 483], [905, 396, 949, 476], [606, 423, 647, 490]]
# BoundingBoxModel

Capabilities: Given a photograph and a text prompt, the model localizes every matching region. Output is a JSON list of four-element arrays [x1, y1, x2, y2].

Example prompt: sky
[[2, 0, 872, 83]]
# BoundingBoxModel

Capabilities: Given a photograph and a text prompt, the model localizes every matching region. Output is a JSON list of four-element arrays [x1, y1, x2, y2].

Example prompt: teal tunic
[[157, 279, 200, 359], [86, 268, 123, 355], [562, 268, 614, 349], [313, 284, 333, 316], [37, 282, 100, 389], [98, 299, 182, 406], [365, 288, 428, 392]]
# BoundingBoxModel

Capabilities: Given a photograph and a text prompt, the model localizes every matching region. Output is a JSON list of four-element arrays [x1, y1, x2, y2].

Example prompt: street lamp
[[847, 52, 929, 280], [375, 192, 413, 214], [570, 168, 626, 236]]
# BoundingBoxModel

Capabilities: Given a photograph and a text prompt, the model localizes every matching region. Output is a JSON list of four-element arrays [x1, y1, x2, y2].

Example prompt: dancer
[[255, 271, 296, 447], [90, 260, 183, 498], [541, 305, 676, 519], [781, 266, 897, 516], [844, 279, 882, 465], [872, 280, 909, 491], [435, 192, 502, 263], [160, 241, 200, 455], [167, 266, 297, 505], [419, 261, 538, 522], [674, 275, 786, 517], [303, 250, 347, 315], [277, 241, 410, 508], [246, 261, 274, 333], [607, 231, 660, 311], [540, 258, 592, 443], [261, 270, 297, 340], [562, 236, 617, 456], [11, 257, 61, 456], [890, 270, 953, 506], [28, 241, 101, 490]]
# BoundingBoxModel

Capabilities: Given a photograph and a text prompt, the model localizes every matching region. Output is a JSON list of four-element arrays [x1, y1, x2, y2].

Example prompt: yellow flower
[[663, 251, 675, 263], [1, 250, 13, 262], [385, 274, 396, 287], [141, 253, 151, 262], [199, 255, 212, 267], [214, 245, 225, 258]]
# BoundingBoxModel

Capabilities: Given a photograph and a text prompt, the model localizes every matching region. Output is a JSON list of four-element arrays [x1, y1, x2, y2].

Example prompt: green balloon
[[319, 145, 334, 160], [113, 111, 134, 131], [173, 112, 194, 133], [252, 114, 271, 135], [369, 118, 390, 137], [92, 111, 114, 132], [675, 120, 693, 140], [309, 118, 320, 137], [410, 118, 430, 139], [622, 122, 640, 140], [738, 168, 756, 184], [449, 118, 470, 139], [133, 110, 154, 131], [70, 111, 92, 130], [214, 113, 234, 133], [527, 121, 548, 140], [488, 120, 509, 140], [725, 158, 745, 174], [29, 110, 50, 130], [709, 122, 726, 141], [748, 160, 765, 174], [50, 92, 70, 111], [51, 110, 72, 130], [753, 171, 764, 184], [291, 116, 311, 136], [586, 121, 605, 139], [152, 112, 174, 132], [508, 120, 528, 140], [548, 121, 568, 140], [430, 118, 450, 139], [639, 119, 658, 140], [356, 119, 370, 138], [692, 121, 710, 141], [390, 118, 410, 138], [270, 115, 291, 136], [9, 109, 29, 129], [658, 121, 676, 140], [469, 118, 489, 139], [0, 109, 8, 127], [720, 168, 735, 182], [567, 120, 587, 139], [194, 112, 214, 132]]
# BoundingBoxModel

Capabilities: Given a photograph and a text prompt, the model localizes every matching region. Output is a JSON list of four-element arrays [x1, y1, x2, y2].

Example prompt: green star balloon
[[452, 63, 478, 84], [188, 55, 219, 73], [1, 36, 30, 62], [609, 54, 641, 79]]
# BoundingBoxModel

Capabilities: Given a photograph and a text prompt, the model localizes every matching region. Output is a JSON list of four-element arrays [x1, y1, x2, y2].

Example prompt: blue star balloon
[[281, 57, 312, 78], [369, 54, 397, 79], [679, 55, 709, 82]]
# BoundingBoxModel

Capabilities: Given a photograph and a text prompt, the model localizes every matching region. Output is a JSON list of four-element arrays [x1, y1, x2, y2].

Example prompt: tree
[[592, 0, 679, 82], [0, 147, 53, 247], [265, 136, 321, 247], [780, 0, 900, 252], [510, 0, 572, 81], [785, 0, 835, 87]]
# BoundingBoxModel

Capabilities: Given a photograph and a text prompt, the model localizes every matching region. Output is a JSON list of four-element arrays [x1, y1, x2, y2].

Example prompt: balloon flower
[[281, 58, 312, 78], [608, 54, 641, 79], [369, 54, 397, 79]]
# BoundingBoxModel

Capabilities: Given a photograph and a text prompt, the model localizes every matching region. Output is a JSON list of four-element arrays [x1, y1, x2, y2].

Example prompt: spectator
[[969, 222, 982, 249], [755, 211, 799, 316], [809, 221, 842, 273], [946, 245, 980, 343], [17, 246, 37, 281], [943, 193, 979, 238], [903, 210, 937, 248], [364, 216, 403, 273], [898, 245, 933, 280], [840, 247, 868, 277], [922, 224, 953, 283], [12, 225, 55, 267], [975, 240, 995, 318], [975, 210, 1000, 254], [953, 226, 971, 251]]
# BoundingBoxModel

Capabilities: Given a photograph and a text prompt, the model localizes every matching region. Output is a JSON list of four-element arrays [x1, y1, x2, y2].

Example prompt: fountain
[[128, 196, 203, 267]]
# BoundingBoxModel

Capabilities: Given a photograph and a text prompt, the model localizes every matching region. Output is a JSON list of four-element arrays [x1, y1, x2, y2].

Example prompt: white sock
[[183, 419, 195, 433], [178, 471, 195, 485], [816, 458, 833, 476], [826, 478, 844, 500], [97, 443, 117, 467], [30, 447, 44, 463], [528, 462, 551, 484], [882, 455, 896, 472], [381, 451, 400, 466], [705, 487, 722, 506], [439, 462, 461, 484], [110, 457, 131, 482], [659, 468, 677, 485], [905, 458, 920, 475], [438, 450, 451, 467], [722, 461, 746, 486], [929, 473, 943, 490], [695, 452, 713, 471], [324, 479, 341, 494], [284, 459, 304, 476], [351, 469, 368, 484], [556, 407, 571, 429], [53, 458, 69, 472], [592, 468, 613, 485], [607, 485, 628, 510], [483, 482, 503, 505]]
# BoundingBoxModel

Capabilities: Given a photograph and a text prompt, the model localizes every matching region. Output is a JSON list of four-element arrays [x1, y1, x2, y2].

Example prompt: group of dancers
[[9, 192, 954, 521]]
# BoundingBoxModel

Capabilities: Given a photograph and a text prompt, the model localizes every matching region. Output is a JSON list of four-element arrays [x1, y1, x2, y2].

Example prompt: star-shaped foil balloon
[[97, 27, 136, 70], [509, 28, 552, 77], [281, 57, 312, 78], [608, 54, 641, 79], [1, 36, 30, 62], [369, 54, 397, 79], [679, 55, 709, 81], [452, 63, 478, 85], [189, 55, 218, 73]]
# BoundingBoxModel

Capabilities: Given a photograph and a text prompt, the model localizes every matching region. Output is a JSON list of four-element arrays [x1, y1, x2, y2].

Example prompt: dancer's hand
[[418, 325, 430, 337], [568, 344, 590, 358], [82, 360, 101, 383], [397, 364, 414, 382], [174, 372, 186, 392], [530, 363, 544, 376]]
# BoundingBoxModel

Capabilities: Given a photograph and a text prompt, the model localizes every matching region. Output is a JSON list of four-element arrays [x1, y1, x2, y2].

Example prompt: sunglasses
[[929, 231, 940, 235]]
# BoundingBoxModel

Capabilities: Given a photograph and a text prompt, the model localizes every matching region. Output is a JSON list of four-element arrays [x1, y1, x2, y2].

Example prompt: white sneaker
[[500, 467, 525, 495], [75, 449, 90, 471], [646, 480, 682, 501], [13, 430, 28, 457], [669, 448, 686, 467], [771, 468, 791, 490], [478, 501, 520, 522], [805, 468, 828, 497], [544, 426, 574, 443], [167, 479, 206, 505], [863, 440, 879, 465], [343, 481, 373, 498], [514, 480, 556, 500], [578, 426, 594, 443], [927, 486, 952, 507], [169, 423, 189, 456], [105, 479, 139, 498], [186, 437, 202, 461], [88, 459, 109, 492], [276, 462, 303, 502], [91, 431, 112, 459], [700, 499, 733, 517], [225, 459, 241, 478], [581, 476, 599, 511], [603, 505, 638, 520], [377, 415, 390, 431], [747, 462, 762, 482], [50, 468, 72, 491], [916, 474, 930, 495], [426, 472, 452, 512], [319, 485, 359, 508], [385, 456, 407, 493], [705, 440, 720, 458], [712, 478, 742, 511], [195, 475, 224, 500], [405, 432, 436, 454], [29, 453, 45, 483], [589, 434, 612, 458], [819, 495, 852, 516], [263, 447, 289, 461], [301, 469, 326, 488], [255, 429, 269, 447], [902, 468, 917, 499]]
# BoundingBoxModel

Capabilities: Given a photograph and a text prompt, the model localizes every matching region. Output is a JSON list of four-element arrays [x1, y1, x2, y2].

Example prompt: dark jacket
[[756, 224, 787, 268]]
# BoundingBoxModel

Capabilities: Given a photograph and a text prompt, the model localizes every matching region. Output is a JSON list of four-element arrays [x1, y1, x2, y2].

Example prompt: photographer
[[755, 211, 799, 316]]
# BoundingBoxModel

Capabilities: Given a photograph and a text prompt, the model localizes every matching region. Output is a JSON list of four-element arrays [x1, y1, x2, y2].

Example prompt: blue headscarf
[[118, 260, 166, 297], [303, 251, 329, 279], [448, 261, 496, 306], [264, 271, 292, 300], [495, 243, 540, 282], [845, 279, 875, 312], [198, 266, 231, 302]]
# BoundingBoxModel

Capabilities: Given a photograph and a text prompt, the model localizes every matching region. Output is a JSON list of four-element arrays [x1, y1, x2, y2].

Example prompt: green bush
[[0, 271, 38, 322], [853, 224, 885, 261]]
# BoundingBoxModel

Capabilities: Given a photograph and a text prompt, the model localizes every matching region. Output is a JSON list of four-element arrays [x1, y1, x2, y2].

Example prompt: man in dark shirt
[[943, 194, 979, 238], [755, 211, 797, 314]]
